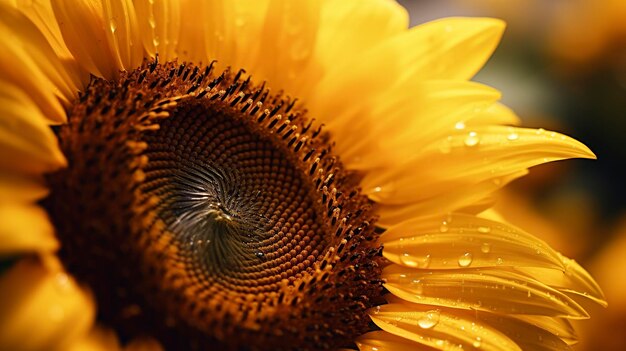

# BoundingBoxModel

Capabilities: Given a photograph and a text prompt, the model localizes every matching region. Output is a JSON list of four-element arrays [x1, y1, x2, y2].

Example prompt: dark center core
[[43, 59, 385, 350]]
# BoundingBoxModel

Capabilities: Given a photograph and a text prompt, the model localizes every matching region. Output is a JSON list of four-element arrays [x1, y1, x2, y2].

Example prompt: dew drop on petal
[[473, 337, 482, 348], [464, 131, 480, 147], [458, 252, 473, 267], [480, 242, 491, 253], [496, 257, 504, 265], [477, 226, 491, 233], [418, 310, 440, 329], [400, 253, 419, 268], [507, 132, 519, 141], [109, 18, 118, 33], [455, 121, 466, 130], [440, 221, 449, 233], [55, 272, 71, 293]]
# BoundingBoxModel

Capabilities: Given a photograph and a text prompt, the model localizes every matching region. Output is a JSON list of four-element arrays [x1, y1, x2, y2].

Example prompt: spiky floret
[[44, 58, 386, 350]]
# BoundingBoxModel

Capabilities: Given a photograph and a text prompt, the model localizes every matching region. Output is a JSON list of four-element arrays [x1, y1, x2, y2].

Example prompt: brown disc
[[44, 58, 386, 350]]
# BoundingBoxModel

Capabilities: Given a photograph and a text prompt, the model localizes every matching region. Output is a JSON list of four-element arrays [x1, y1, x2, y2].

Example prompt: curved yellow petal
[[102, 0, 143, 70], [310, 17, 504, 120], [376, 170, 527, 227], [0, 258, 95, 351], [369, 300, 521, 351], [469, 311, 573, 351], [356, 330, 430, 351], [0, 204, 58, 255], [52, 0, 138, 79], [315, 0, 408, 72], [514, 315, 578, 346], [14, 0, 74, 59], [383, 265, 588, 319], [0, 173, 49, 202], [468, 102, 521, 126], [363, 127, 594, 205], [0, 6, 69, 123], [0, 81, 67, 174], [380, 213, 564, 270], [134, 0, 181, 61], [67, 326, 121, 351], [1, 3, 81, 108], [245, 0, 320, 98], [330, 81, 501, 170]]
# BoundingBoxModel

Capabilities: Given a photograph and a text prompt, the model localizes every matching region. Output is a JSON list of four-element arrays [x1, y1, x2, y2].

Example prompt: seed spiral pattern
[[44, 58, 386, 350]]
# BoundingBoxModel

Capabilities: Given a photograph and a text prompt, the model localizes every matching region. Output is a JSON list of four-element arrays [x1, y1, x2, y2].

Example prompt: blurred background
[[398, 1, 626, 350]]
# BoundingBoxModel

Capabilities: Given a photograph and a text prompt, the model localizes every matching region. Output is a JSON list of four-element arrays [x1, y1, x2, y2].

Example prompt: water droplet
[[458, 252, 473, 267], [480, 242, 491, 253], [455, 121, 466, 130], [418, 310, 440, 329], [507, 132, 519, 141], [255, 251, 265, 259], [477, 226, 491, 233], [153, 36, 160, 47], [373, 186, 382, 193], [464, 131, 480, 147], [473, 337, 482, 348], [410, 279, 424, 294], [400, 253, 419, 268], [148, 14, 156, 28], [373, 305, 381, 314], [109, 18, 118, 33], [528, 290, 532, 298], [440, 221, 449, 233], [496, 257, 503, 265], [55, 273, 71, 292]]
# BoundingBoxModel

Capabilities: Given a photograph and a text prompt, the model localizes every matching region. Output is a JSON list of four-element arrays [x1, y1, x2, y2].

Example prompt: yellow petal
[[134, 0, 181, 61], [0, 173, 49, 202], [0, 81, 67, 174], [67, 326, 121, 351], [383, 265, 588, 319], [310, 17, 504, 120], [514, 315, 578, 346], [52, 0, 131, 79], [315, 0, 408, 71], [0, 6, 68, 123], [14, 0, 74, 59], [356, 330, 428, 351], [517, 258, 607, 308], [0, 258, 95, 351], [246, 0, 320, 98], [369, 300, 521, 351], [330, 80, 501, 170], [1, 3, 81, 108], [470, 312, 572, 351], [363, 127, 594, 205], [0, 204, 58, 255], [102, 0, 143, 70], [380, 213, 564, 270], [376, 170, 526, 227], [468, 102, 521, 126]]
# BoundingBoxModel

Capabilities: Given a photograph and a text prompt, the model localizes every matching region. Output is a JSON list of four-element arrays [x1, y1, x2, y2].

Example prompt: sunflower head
[[0, 1, 605, 350]]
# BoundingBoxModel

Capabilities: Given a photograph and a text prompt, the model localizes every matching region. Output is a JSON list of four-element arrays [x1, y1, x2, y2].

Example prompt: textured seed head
[[44, 59, 386, 350]]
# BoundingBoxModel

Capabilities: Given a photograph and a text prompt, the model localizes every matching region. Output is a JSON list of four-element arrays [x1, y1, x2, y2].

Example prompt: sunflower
[[0, 0, 606, 350]]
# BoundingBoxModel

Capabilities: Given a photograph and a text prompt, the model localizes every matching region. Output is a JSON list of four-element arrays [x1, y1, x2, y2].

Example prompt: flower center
[[43, 59, 386, 350]]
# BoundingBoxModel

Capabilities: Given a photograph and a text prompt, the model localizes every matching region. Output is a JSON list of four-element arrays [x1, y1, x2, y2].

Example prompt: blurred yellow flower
[[0, 0, 606, 350]]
